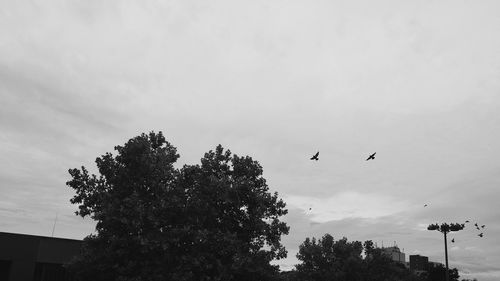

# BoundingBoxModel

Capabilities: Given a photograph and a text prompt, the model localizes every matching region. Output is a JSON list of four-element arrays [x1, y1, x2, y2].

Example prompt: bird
[[310, 151, 319, 161], [424, 204, 428, 207], [451, 238, 455, 243], [309, 207, 312, 211], [482, 225, 485, 228], [478, 233, 483, 238], [465, 220, 470, 223], [366, 152, 376, 161], [474, 223, 478, 227]]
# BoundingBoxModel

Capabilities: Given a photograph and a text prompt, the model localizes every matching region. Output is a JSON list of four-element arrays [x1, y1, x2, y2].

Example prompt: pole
[[51, 213, 58, 237], [444, 231, 449, 281]]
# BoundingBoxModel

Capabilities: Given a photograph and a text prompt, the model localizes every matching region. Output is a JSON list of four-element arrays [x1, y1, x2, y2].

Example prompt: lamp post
[[427, 223, 465, 281]]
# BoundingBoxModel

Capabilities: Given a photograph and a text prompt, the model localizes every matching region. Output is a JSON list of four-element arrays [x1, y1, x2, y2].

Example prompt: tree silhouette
[[66, 132, 289, 281], [427, 264, 460, 281], [294, 234, 421, 281], [295, 234, 363, 281]]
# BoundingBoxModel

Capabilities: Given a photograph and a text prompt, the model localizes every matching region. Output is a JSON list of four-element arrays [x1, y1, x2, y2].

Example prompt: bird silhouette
[[465, 220, 470, 223], [424, 204, 428, 207], [474, 223, 478, 227], [366, 152, 376, 161], [482, 225, 485, 228], [309, 207, 312, 211], [451, 238, 455, 243], [310, 151, 319, 161], [478, 233, 483, 238]]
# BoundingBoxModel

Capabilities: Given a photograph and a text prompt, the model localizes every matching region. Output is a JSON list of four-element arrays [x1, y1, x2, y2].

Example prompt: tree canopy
[[426, 264, 460, 281], [294, 234, 425, 281], [66, 132, 289, 281]]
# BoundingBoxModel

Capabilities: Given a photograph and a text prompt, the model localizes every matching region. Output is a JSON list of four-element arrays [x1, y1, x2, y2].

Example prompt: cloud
[[285, 191, 410, 222], [1, 0, 500, 279]]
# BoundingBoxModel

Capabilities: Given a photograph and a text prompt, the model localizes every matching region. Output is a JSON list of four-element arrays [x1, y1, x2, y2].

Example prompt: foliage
[[66, 132, 289, 281], [363, 241, 421, 281], [294, 234, 421, 281], [426, 264, 460, 281], [295, 234, 363, 281], [279, 270, 298, 281]]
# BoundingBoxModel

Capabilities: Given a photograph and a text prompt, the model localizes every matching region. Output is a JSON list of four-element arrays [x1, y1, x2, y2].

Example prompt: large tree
[[66, 132, 289, 281]]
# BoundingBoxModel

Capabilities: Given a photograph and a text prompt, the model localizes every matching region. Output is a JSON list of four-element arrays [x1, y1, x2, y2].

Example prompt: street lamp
[[427, 223, 465, 281]]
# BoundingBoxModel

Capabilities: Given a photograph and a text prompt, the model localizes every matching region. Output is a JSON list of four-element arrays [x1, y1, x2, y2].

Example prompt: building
[[381, 246, 406, 264], [0, 232, 82, 281], [428, 261, 444, 269], [409, 254, 429, 273]]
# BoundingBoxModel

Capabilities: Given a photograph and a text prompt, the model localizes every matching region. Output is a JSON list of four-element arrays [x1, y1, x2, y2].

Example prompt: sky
[[1, 0, 500, 280]]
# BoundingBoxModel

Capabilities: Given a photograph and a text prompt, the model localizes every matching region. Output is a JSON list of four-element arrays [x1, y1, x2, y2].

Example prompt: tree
[[427, 264, 460, 281], [66, 132, 289, 281], [279, 270, 298, 281], [295, 234, 364, 281], [295, 235, 422, 281], [362, 241, 421, 281]]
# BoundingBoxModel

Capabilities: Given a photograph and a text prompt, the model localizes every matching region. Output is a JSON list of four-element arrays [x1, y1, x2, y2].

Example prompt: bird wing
[[366, 152, 376, 160]]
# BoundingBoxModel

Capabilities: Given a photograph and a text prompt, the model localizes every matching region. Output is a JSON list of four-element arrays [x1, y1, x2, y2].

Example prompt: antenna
[[51, 213, 58, 237]]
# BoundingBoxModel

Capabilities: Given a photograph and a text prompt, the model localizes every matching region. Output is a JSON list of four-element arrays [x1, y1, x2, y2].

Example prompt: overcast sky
[[1, 1, 500, 280]]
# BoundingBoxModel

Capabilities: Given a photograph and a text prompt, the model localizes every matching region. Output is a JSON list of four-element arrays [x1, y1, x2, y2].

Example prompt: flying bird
[[465, 220, 470, 223], [310, 151, 319, 161], [474, 223, 478, 227], [451, 238, 455, 243], [366, 152, 376, 161], [424, 204, 427, 207], [478, 233, 483, 238], [482, 225, 485, 228]]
